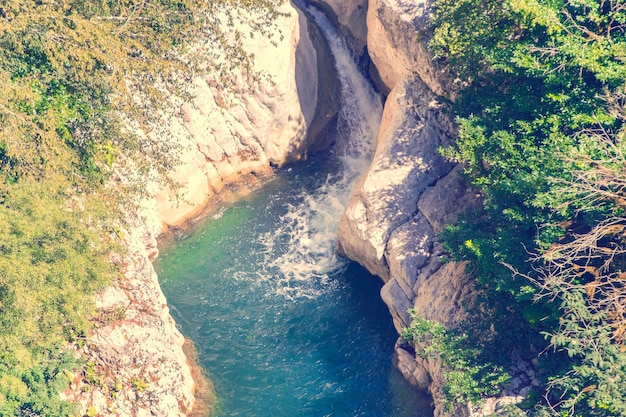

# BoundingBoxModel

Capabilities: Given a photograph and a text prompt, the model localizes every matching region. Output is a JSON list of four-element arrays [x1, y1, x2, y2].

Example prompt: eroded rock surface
[[336, 75, 481, 415], [334, 0, 528, 413], [366, 0, 447, 96], [66, 215, 199, 417], [151, 2, 339, 228], [337, 75, 455, 281], [70, 2, 339, 415]]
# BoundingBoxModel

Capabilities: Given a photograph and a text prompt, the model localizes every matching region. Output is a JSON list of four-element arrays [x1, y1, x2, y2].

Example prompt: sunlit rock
[[337, 75, 455, 281], [74, 2, 338, 416], [67, 215, 198, 417], [366, 0, 448, 96], [337, 73, 483, 416], [150, 2, 338, 228]]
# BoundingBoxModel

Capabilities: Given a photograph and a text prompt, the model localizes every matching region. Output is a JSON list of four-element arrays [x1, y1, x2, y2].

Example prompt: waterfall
[[305, 4, 383, 163], [155, 8, 436, 416], [255, 4, 383, 299]]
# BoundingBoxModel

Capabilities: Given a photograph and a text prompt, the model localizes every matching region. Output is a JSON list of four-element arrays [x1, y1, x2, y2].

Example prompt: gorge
[[73, 0, 498, 416], [153, 3, 436, 414], [2, 0, 622, 416], [0, 0, 543, 416], [154, 154, 434, 417]]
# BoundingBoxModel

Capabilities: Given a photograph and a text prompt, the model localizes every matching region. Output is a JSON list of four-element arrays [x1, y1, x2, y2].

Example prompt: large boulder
[[366, 0, 448, 96], [337, 75, 455, 281]]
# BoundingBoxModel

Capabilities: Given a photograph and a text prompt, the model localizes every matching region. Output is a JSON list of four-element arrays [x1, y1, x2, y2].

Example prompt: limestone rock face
[[70, 3, 338, 416], [151, 2, 339, 228], [66, 215, 199, 417], [336, 0, 530, 413], [366, 0, 447, 96], [336, 75, 481, 415], [337, 75, 455, 281]]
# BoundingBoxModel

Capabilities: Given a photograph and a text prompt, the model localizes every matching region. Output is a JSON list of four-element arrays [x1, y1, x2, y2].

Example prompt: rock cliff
[[69, 3, 339, 415], [336, 76, 456, 284], [366, 0, 447, 96], [336, 73, 481, 416], [151, 2, 339, 228], [327, 0, 527, 415], [65, 213, 201, 417]]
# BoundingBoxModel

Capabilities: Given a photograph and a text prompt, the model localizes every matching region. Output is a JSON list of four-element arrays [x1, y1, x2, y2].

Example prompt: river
[[154, 4, 434, 417]]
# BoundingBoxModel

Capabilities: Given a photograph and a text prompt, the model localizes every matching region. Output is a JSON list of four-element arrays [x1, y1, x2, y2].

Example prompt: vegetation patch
[[424, 0, 626, 414], [402, 310, 509, 411]]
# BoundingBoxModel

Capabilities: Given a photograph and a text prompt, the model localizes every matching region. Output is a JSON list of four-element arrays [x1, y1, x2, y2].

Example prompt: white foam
[[255, 172, 345, 299]]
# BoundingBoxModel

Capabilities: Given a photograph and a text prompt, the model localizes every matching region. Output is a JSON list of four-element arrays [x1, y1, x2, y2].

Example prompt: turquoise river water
[[154, 4, 434, 416], [155, 155, 434, 417]]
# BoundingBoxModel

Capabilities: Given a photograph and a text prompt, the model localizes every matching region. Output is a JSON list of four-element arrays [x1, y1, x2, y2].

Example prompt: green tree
[[431, 0, 626, 414]]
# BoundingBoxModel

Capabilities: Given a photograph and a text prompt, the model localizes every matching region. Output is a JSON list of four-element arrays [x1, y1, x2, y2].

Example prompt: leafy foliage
[[0, 181, 116, 415], [402, 310, 509, 410], [431, 0, 626, 414]]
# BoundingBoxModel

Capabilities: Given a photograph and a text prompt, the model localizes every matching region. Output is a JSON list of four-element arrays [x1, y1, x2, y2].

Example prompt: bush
[[402, 310, 509, 410], [0, 0, 283, 412]]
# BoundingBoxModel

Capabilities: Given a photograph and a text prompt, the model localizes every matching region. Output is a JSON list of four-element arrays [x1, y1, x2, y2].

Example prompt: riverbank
[[183, 340, 216, 417], [66, 0, 342, 414]]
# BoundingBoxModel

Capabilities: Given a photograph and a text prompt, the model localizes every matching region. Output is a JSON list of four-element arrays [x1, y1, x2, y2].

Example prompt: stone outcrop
[[65, 214, 201, 417], [151, 2, 339, 228], [366, 0, 448, 96], [336, 75, 456, 283], [69, 2, 339, 416], [331, 0, 529, 415], [336, 74, 481, 415]]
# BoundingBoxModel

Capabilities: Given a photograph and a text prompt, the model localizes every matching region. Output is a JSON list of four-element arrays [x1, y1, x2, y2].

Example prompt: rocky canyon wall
[[324, 0, 528, 415], [365, 0, 447, 96], [336, 71, 480, 416], [69, 3, 339, 416], [310, 0, 368, 59], [150, 2, 339, 229]]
